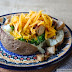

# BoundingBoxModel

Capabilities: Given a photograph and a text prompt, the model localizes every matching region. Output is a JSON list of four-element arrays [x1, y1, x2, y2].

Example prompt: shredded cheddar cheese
[[9, 10, 56, 40]]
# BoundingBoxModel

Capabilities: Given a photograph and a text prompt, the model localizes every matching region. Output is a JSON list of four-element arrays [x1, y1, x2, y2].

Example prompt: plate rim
[[0, 12, 72, 70]]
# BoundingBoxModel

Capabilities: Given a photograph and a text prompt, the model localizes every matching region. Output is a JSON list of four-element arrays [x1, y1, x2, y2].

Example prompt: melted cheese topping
[[9, 10, 56, 40]]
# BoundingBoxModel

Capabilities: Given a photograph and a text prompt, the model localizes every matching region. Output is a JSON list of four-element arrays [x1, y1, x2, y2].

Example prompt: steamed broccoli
[[18, 33, 45, 45], [29, 33, 45, 45], [18, 37, 25, 41], [11, 26, 14, 31]]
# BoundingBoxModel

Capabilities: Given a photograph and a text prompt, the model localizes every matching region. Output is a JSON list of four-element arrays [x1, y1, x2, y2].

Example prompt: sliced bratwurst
[[36, 25, 45, 36]]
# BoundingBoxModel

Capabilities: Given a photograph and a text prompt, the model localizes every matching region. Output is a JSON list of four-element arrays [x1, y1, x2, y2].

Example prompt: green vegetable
[[18, 38, 25, 41], [30, 33, 45, 45], [30, 39, 35, 44], [11, 26, 14, 31], [35, 40, 40, 45], [18, 33, 45, 45], [38, 33, 45, 42], [38, 35, 42, 40]]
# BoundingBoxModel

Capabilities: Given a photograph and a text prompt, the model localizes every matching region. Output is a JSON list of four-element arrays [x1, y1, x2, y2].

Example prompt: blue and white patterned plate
[[0, 12, 72, 70]]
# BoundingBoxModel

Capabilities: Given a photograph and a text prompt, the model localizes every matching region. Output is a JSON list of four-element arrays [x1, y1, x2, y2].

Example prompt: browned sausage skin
[[35, 25, 45, 36]]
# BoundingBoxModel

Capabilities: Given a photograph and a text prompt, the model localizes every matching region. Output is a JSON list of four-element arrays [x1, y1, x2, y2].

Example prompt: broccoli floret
[[30, 39, 35, 44], [31, 33, 45, 45], [29, 39, 40, 45], [11, 26, 14, 31], [35, 40, 40, 45], [18, 33, 45, 45], [18, 38, 25, 41], [38, 33, 45, 42]]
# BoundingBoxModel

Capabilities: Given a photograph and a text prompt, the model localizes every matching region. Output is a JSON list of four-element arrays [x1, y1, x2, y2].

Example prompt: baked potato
[[1, 28, 38, 55], [0, 10, 65, 56], [46, 30, 64, 47]]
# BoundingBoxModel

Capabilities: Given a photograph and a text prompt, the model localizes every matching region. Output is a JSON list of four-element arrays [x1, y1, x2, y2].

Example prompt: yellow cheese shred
[[44, 14, 53, 26], [23, 13, 36, 31], [9, 10, 56, 40]]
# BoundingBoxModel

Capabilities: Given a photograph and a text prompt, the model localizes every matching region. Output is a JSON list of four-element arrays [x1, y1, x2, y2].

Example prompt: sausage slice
[[36, 25, 45, 36], [56, 21, 65, 30]]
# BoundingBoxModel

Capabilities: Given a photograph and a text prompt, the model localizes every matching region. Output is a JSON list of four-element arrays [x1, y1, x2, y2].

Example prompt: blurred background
[[0, 0, 72, 29]]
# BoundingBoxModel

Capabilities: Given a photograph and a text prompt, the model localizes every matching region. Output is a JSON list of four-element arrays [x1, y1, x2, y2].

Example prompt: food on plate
[[5, 19, 11, 25], [47, 46, 55, 54], [56, 21, 65, 30], [46, 30, 64, 47], [35, 25, 45, 36], [1, 29, 38, 55], [1, 10, 65, 60], [36, 54, 44, 61]]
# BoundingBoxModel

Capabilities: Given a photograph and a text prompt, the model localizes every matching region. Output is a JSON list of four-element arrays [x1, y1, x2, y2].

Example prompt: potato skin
[[1, 29, 38, 55], [46, 30, 64, 47]]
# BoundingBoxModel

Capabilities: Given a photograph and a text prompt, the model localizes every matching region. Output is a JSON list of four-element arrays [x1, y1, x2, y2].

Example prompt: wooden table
[[0, 0, 72, 72]]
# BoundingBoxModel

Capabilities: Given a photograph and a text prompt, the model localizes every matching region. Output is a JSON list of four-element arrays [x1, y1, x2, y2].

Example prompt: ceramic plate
[[0, 12, 72, 70]]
